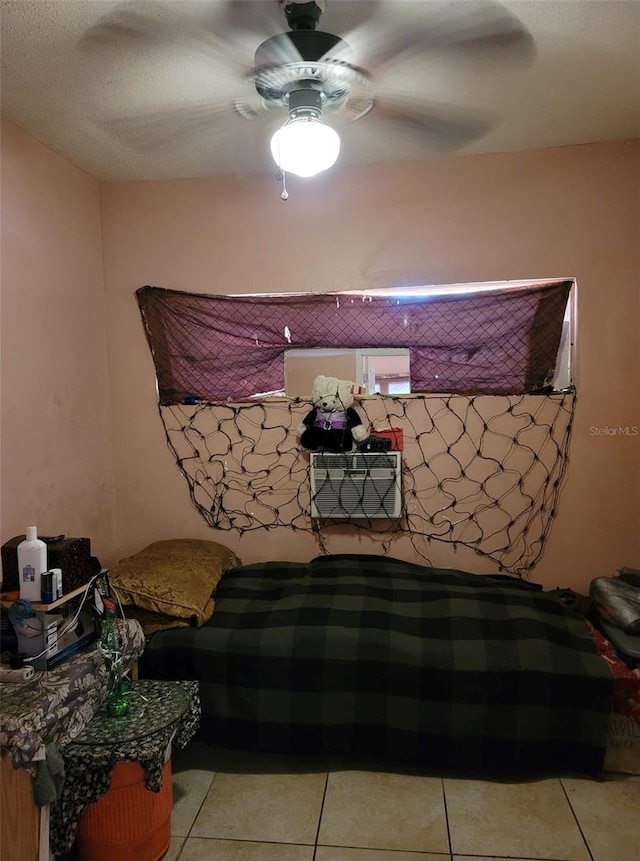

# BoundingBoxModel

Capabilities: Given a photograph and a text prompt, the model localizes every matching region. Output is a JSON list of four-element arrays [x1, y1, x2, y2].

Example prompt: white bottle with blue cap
[[17, 526, 47, 602]]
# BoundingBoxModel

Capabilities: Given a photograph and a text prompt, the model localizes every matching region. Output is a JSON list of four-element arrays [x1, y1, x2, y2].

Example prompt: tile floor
[[165, 742, 639, 861]]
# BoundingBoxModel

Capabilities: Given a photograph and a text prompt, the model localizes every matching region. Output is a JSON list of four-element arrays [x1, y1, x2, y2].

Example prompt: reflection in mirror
[[356, 349, 411, 395], [285, 349, 356, 398], [284, 348, 411, 398]]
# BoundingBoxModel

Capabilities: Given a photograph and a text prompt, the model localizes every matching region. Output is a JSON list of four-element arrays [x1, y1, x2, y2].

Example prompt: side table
[[52, 679, 200, 861], [0, 618, 145, 861]]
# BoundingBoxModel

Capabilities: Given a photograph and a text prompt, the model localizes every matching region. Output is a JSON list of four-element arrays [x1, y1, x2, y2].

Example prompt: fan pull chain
[[280, 169, 289, 201]]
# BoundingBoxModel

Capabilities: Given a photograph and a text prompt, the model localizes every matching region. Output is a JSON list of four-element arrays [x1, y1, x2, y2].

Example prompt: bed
[[134, 552, 615, 778]]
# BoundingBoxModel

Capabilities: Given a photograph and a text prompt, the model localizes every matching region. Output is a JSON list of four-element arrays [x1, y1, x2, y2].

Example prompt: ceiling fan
[[81, 0, 536, 187]]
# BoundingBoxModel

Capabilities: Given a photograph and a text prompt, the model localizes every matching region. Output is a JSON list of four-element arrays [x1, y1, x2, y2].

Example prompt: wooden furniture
[[0, 582, 92, 612], [0, 620, 145, 861], [0, 584, 98, 671], [0, 752, 40, 861]]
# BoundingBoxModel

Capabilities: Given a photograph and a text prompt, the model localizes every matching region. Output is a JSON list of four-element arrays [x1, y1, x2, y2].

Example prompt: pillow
[[109, 538, 241, 627], [119, 605, 191, 635]]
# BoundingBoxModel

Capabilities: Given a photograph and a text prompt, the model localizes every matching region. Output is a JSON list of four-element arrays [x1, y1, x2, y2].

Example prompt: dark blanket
[[140, 554, 613, 776]]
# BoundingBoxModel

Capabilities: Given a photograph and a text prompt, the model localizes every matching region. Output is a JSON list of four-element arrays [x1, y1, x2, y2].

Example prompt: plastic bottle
[[17, 526, 47, 602]]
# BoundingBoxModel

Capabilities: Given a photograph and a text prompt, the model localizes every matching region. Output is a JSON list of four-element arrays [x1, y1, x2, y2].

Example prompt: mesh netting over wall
[[138, 280, 571, 402], [158, 393, 575, 578]]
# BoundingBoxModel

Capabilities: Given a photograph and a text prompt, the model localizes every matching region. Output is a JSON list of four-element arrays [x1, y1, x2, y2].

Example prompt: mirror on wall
[[285, 348, 411, 398]]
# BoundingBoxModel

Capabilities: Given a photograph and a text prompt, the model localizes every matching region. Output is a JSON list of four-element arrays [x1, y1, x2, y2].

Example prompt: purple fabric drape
[[137, 281, 571, 403]]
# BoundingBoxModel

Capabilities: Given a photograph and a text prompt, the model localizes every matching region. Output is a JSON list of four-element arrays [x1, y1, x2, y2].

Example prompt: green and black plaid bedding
[[140, 554, 613, 776]]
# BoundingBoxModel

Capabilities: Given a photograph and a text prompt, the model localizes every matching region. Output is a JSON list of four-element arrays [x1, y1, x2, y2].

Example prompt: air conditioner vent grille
[[310, 452, 402, 519]]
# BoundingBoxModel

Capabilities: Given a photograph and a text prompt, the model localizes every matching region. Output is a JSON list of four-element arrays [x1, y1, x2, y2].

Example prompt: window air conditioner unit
[[310, 452, 402, 519]]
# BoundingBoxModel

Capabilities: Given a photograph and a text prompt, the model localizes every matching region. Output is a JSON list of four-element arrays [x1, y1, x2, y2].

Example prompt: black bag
[[1, 534, 92, 595]]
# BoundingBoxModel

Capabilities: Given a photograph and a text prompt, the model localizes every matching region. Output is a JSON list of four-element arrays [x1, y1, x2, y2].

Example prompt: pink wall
[[0, 119, 116, 573], [100, 140, 639, 591], [1, 119, 637, 593]]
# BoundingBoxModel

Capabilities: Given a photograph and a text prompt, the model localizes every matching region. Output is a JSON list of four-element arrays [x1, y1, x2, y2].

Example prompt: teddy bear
[[298, 375, 369, 452]]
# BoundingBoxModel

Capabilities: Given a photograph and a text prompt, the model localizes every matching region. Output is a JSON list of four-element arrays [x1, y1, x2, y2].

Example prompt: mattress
[[140, 554, 614, 776]]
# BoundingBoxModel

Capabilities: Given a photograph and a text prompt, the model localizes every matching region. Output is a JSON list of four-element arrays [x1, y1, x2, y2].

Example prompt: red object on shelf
[[76, 759, 172, 861], [370, 428, 404, 451]]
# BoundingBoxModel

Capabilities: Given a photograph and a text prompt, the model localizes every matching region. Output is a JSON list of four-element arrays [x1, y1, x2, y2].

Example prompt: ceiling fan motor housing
[[286, 87, 323, 117], [253, 31, 362, 106], [255, 30, 347, 70], [282, 1, 324, 32]]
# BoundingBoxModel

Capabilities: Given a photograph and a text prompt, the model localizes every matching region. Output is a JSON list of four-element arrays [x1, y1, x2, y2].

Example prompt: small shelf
[[0, 582, 90, 612]]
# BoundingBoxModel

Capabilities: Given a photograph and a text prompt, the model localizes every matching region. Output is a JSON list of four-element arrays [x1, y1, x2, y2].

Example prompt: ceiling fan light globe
[[270, 117, 340, 178]]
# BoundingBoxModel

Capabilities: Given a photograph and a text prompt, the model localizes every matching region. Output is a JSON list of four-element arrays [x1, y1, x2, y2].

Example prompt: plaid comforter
[[140, 554, 613, 776]]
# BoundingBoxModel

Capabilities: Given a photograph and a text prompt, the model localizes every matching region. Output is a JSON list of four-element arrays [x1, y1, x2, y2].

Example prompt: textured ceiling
[[1, 0, 639, 181]]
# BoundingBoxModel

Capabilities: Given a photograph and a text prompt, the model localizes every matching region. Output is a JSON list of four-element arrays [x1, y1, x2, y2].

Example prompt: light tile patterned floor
[[167, 742, 640, 861]]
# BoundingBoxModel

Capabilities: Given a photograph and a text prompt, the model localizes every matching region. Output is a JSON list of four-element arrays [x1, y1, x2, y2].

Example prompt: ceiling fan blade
[[371, 97, 495, 151], [351, 0, 535, 73], [224, 1, 376, 67], [77, 2, 253, 77], [78, 3, 182, 51], [99, 102, 237, 153], [220, 0, 286, 41], [253, 32, 305, 68]]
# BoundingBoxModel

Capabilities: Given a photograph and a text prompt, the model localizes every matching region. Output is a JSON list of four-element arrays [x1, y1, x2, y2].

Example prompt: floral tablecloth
[[0, 619, 145, 768], [51, 678, 201, 856]]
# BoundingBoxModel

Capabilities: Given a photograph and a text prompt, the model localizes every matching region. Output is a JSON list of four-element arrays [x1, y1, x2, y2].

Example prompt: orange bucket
[[76, 759, 172, 861]]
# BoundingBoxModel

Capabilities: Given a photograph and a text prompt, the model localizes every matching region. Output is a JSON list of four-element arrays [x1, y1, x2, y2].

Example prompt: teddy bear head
[[311, 375, 355, 412]]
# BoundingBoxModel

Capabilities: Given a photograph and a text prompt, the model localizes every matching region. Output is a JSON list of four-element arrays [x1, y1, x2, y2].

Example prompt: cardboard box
[[603, 713, 640, 775], [13, 606, 98, 671]]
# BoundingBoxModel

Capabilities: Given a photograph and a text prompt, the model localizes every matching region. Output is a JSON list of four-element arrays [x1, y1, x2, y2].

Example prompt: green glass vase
[[101, 616, 130, 718], [106, 673, 130, 718]]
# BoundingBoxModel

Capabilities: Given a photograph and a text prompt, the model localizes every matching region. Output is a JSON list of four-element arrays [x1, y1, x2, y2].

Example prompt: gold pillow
[[120, 605, 191, 635], [110, 538, 241, 627]]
